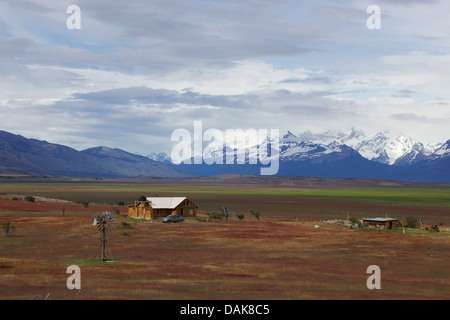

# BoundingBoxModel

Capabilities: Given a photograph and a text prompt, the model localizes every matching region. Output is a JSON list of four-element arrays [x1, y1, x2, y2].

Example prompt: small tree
[[2, 222, 15, 237], [219, 207, 229, 220], [406, 216, 419, 228], [74, 200, 89, 208], [24, 196, 35, 203], [237, 214, 245, 221], [349, 217, 362, 228], [120, 221, 133, 229], [207, 211, 225, 220], [250, 210, 261, 221]]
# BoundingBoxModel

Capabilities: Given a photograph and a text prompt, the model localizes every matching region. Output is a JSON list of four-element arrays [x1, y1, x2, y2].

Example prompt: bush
[[2, 222, 15, 237], [250, 210, 261, 221], [349, 217, 362, 228], [237, 214, 245, 221], [207, 211, 225, 220], [74, 200, 89, 208], [120, 221, 133, 229], [406, 216, 419, 228], [117, 201, 125, 206], [24, 196, 35, 203]]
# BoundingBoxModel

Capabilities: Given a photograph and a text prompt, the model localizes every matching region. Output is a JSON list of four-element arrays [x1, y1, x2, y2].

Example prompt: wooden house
[[127, 197, 198, 219], [362, 217, 400, 229]]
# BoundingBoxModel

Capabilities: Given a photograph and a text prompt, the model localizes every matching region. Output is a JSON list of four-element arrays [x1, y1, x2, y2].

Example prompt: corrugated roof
[[146, 197, 187, 209], [362, 217, 398, 222]]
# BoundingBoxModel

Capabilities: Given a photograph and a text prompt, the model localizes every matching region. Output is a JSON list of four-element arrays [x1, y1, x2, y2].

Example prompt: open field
[[0, 176, 449, 300], [0, 175, 449, 224], [0, 215, 449, 300]]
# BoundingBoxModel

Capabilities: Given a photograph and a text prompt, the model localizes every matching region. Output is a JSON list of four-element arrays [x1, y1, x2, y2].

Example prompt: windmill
[[93, 212, 115, 261]]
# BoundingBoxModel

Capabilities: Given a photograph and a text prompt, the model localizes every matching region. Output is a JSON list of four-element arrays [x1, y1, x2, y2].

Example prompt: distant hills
[[0, 131, 192, 178], [0, 129, 448, 182]]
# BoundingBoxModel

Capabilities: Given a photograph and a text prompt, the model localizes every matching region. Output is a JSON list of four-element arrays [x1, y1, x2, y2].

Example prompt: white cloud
[[0, 0, 449, 154]]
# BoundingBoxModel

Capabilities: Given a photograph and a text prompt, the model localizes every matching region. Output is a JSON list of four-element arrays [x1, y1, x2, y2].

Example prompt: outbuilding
[[362, 217, 400, 229], [128, 197, 198, 219]]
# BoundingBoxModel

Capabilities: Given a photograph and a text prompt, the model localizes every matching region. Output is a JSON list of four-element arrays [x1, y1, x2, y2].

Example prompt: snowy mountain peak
[[292, 128, 439, 166], [431, 139, 450, 159], [146, 152, 172, 163], [283, 131, 297, 140]]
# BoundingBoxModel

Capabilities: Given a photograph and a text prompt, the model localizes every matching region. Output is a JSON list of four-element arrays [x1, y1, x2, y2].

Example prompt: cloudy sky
[[0, 0, 449, 155]]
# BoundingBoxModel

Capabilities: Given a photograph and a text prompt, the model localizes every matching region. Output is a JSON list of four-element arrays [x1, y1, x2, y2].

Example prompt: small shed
[[362, 217, 400, 230], [128, 197, 198, 219]]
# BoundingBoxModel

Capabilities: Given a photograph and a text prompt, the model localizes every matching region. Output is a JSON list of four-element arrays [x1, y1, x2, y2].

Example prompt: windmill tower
[[93, 212, 115, 261]]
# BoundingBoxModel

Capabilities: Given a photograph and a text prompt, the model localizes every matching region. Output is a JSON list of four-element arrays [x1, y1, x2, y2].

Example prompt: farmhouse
[[362, 217, 400, 229], [128, 197, 198, 219]]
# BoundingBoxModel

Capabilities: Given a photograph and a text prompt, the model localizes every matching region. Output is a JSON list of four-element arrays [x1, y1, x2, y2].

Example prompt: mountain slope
[[0, 131, 192, 178], [1, 129, 447, 182], [398, 140, 450, 182], [81, 147, 190, 178], [177, 131, 448, 181], [180, 137, 398, 179], [296, 128, 436, 166], [0, 131, 104, 177]]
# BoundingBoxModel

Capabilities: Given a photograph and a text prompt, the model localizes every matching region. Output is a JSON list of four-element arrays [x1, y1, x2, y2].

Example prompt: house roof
[[363, 217, 398, 222], [146, 197, 187, 209]]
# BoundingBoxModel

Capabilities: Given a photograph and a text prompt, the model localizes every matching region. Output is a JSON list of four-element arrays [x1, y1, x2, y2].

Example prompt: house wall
[[127, 199, 198, 219], [128, 202, 152, 218], [175, 199, 197, 217], [363, 220, 400, 229]]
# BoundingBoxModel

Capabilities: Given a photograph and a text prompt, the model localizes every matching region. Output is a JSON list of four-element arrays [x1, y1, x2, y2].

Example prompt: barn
[[127, 197, 198, 219], [362, 217, 401, 229]]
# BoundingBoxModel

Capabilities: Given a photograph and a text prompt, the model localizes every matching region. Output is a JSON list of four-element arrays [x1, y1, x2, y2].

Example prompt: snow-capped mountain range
[[173, 128, 449, 182], [162, 128, 444, 167], [282, 129, 441, 166], [0, 128, 447, 182], [146, 152, 172, 164]]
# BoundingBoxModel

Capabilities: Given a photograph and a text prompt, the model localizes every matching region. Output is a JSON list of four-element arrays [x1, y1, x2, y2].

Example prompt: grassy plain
[[0, 175, 448, 223], [0, 176, 449, 300]]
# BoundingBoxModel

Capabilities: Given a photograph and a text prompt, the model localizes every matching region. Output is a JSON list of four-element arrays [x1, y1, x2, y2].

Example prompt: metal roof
[[362, 217, 398, 222], [146, 197, 187, 209]]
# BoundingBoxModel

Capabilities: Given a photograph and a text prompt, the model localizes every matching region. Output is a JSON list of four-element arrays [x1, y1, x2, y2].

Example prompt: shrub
[[250, 210, 261, 221], [2, 222, 15, 237], [406, 216, 419, 228], [207, 211, 225, 220], [237, 214, 245, 221], [117, 201, 125, 206], [349, 217, 362, 228], [74, 200, 89, 208], [120, 221, 133, 229], [24, 196, 35, 203]]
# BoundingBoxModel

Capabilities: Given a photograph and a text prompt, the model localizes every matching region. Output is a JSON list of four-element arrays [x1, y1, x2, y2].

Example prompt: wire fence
[[196, 210, 323, 222]]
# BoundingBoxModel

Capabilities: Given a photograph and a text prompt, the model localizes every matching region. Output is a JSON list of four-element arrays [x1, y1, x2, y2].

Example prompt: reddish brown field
[[0, 204, 449, 300], [192, 193, 450, 224], [0, 177, 448, 300]]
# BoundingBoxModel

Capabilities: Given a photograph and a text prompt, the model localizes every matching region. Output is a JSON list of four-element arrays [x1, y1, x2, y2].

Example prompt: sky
[[0, 0, 449, 155]]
